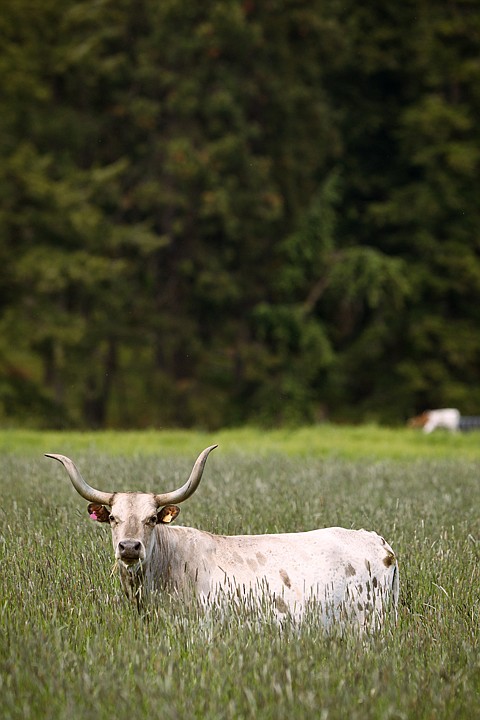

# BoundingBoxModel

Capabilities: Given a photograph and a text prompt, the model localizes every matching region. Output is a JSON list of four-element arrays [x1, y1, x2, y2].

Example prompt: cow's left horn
[[45, 454, 113, 505], [154, 445, 218, 506]]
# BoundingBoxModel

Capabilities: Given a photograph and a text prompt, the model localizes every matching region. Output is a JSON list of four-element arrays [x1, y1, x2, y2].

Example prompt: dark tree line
[[1, 0, 480, 429]]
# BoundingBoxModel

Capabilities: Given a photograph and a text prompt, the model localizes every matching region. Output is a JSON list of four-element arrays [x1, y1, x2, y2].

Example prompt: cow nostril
[[118, 540, 142, 559]]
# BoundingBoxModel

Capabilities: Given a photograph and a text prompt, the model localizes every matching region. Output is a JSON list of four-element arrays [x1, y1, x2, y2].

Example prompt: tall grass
[[1, 431, 479, 719]]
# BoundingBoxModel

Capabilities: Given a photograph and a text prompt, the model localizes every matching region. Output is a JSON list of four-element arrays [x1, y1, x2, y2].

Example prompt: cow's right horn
[[45, 454, 113, 506]]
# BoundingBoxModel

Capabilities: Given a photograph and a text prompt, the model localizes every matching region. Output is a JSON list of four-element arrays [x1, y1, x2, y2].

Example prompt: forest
[[1, 0, 480, 429]]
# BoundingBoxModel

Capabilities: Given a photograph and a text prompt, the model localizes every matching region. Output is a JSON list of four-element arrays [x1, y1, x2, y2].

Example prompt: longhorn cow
[[45, 446, 399, 627]]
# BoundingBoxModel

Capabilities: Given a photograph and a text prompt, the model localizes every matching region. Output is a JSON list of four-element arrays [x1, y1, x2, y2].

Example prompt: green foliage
[[1, 0, 480, 428]]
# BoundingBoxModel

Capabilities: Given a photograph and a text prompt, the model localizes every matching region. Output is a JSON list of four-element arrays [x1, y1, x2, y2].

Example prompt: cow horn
[[45, 454, 113, 506], [154, 445, 218, 506]]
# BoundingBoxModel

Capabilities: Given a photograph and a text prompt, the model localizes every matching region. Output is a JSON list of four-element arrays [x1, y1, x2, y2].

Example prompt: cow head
[[87, 495, 181, 568], [45, 446, 217, 570], [407, 412, 429, 428]]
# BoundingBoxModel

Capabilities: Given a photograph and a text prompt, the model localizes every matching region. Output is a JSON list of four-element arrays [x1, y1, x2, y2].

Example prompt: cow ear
[[158, 505, 180, 524], [87, 503, 110, 523]]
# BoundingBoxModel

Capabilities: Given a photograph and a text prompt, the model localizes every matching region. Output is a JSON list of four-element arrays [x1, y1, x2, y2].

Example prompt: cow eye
[[147, 515, 157, 526], [109, 515, 117, 524]]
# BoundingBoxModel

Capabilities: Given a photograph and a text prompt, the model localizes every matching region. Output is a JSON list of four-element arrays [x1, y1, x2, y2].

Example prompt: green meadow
[[1, 427, 479, 719], [2, 423, 480, 460]]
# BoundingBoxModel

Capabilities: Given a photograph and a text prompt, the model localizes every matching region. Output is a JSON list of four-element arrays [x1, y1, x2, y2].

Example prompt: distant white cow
[[46, 447, 399, 629], [408, 408, 460, 433]]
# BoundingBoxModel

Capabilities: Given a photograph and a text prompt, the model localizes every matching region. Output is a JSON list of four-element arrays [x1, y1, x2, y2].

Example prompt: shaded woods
[[1, 0, 480, 429]]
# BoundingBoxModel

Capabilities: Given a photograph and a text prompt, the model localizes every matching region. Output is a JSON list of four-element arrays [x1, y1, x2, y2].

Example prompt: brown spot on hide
[[275, 596, 289, 614], [383, 551, 396, 568], [233, 552, 244, 564], [256, 552, 267, 566], [247, 558, 258, 571], [279, 569, 291, 588], [345, 562, 356, 577]]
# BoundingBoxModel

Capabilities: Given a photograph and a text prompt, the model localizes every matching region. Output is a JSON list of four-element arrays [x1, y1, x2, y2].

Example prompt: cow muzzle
[[117, 540, 145, 568]]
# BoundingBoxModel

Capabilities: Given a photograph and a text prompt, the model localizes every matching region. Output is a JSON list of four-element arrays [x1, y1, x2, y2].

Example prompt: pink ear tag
[[89, 511, 98, 520]]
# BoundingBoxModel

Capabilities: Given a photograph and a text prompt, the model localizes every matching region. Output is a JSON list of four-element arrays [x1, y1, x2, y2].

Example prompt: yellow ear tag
[[159, 505, 180, 523]]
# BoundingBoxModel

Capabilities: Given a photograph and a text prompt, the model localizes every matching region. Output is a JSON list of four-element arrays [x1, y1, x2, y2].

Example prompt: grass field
[[1, 427, 479, 719], [3, 422, 480, 459]]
